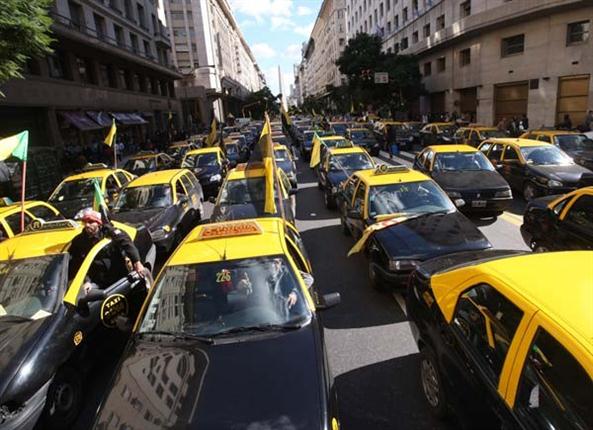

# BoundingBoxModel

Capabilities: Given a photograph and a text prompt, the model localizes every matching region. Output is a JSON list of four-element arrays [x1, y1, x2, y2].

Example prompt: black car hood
[[529, 164, 592, 182], [94, 327, 323, 429], [432, 170, 509, 190], [327, 170, 351, 186], [50, 197, 92, 218], [374, 211, 491, 259], [0, 316, 53, 401], [112, 207, 170, 230]]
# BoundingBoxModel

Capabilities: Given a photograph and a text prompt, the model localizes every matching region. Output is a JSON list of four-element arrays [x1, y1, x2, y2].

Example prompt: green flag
[[92, 178, 106, 211], [0, 131, 28, 161]]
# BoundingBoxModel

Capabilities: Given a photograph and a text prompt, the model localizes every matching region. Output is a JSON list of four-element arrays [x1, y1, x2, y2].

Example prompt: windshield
[[323, 138, 350, 148], [332, 124, 348, 134], [183, 153, 218, 168], [555, 135, 593, 152], [351, 130, 373, 139], [368, 180, 455, 217], [226, 144, 239, 154], [50, 178, 97, 202], [0, 255, 64, 319], [520, 146, 574, 166], [481, 130, 507, 139], [274, 149, 290, 161], [219, 178, 266, 205], [138, 256, 311, 337], [113, 185, 172, 211], [434, 151, 494, 171], [124, 158, 156, 173], [330, 153, 374, 171]]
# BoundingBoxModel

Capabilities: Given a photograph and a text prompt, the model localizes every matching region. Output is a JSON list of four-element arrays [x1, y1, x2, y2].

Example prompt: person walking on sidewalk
[[387, 125, 400, 159]]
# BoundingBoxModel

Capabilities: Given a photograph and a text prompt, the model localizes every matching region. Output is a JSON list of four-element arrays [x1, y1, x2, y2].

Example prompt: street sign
[[374, 72, 389, 84]]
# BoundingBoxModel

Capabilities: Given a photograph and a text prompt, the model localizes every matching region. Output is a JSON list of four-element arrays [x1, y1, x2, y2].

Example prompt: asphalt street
[[73, 143, 530, 430]]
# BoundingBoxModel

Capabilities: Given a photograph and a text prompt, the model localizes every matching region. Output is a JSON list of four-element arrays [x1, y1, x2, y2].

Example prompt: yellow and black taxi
[[317, 146, 374, 209], [181, 147, 228, 197], [111, 169, 204, 254], [274, 143, 298, 189], [92, 218, 341, 430], [337, 165, 491, 289], [298, 129, 334, 160], [346, 127, 381, 155], [521, 186, 593, 251], [224, 138, 249, 168], [165, 141, 196, 162], [48, 165, 134, 218], [0, 219, 154, 429], [210, 163, 296, 224], [406, 250, 593, 429], [521, 129, 593, 170], [122, 152, 174, 176], [318, 135, 354, 161], [453, 125, 507, 146], [478, 138, 593, 201], [0, 200, 63, 240], [413, 145, 512, 216], [330, 121, 349, 136], [419, 122, 458, 146], [372, 120, 415, 150]]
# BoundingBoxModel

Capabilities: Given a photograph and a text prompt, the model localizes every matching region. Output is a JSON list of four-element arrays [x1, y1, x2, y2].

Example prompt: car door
[[501, 145, 524, 190], [413, 149, 429, 172], [318, 153, 330, 188], [115, 171, 131, 188], [174, 177, 193, 234], [337, 176, 358, 214], [347, 181, 367, 239], [557, 193, 593, 249], [441, 282, 528, 428], [105, 174, 121, 206]]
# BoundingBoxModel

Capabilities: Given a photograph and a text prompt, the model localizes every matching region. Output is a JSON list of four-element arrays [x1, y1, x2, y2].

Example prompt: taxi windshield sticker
[[216, 269, 233, 293], [100, 293, 129, 328], [73, 330, 83, 346], [198, 220, 262, 240]]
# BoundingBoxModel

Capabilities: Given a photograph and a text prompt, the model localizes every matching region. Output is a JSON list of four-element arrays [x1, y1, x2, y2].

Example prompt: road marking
[[500, 212, 523, 226]]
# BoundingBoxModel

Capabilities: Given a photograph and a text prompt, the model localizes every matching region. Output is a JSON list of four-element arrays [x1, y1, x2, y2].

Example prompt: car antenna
[[222, 239, 228, 261]]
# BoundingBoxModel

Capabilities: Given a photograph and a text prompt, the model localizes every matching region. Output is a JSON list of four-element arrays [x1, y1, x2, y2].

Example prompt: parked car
[[521, 129, 593, 170], [419, 123, 457, 146], [346, 128, 381, 155]]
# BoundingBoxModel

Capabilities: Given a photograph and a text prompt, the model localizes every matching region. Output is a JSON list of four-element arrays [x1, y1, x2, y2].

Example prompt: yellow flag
[[258, 117, 276, 214], [281, 104, 292, 126], [348, 214, 410, 257], [104, 119, 116, 147], [309, 132, 322, 168], [206, 117, 217, 147]]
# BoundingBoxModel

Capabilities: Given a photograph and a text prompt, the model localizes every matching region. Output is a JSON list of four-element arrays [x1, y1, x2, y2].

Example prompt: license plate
[[472, 200, 487, 208]]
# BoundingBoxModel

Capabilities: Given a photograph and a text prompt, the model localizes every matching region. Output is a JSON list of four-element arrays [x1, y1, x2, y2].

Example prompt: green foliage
[[0, 0, 54, 91], [336, 33, 425, 116], [243, 86, 280, 119]]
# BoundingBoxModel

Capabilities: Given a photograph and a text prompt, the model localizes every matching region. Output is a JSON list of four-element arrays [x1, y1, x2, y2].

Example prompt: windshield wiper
[[137, 330, 214, 344], [210, 323, 304, 337]]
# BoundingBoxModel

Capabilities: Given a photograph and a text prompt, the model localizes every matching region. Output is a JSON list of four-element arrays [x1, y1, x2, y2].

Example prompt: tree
[[0, 0, 54, 92], [242, 86, 280, 119]]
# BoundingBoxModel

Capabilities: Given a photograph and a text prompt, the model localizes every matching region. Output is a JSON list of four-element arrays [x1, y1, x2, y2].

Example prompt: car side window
[[342, 177, 359, 205], [465, 129, 473, 139], [27, 205, 61, 221], [180, 174, 195, 195], [285, 239, 308, 274], [514, 328, 593, 430], [538, 135, 552, 143], [488, 144, 504, 162], [115, 171, 130, 187], [552, 197, 570, 216], [416, 151, 428, 169], [563, 195, 593, 230], [425, 150, 435, 170], [479, 143, 492, 154], [106, 175, 119, 193], [503, 146, 520, 161], [175, 179, 187, 199], [0, 223, 9, 241], [452, 283, 524, 384], [4, 212, 33, 235], [353, 182, 367, 214]]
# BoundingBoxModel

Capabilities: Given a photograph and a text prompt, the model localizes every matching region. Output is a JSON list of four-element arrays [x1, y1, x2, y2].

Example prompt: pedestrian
[[558, 114, 572, 130], [387, 124, 399, 159], [521, 114, 529, 131], [583, 110, 593, 132], [497, 117, 507, 132]]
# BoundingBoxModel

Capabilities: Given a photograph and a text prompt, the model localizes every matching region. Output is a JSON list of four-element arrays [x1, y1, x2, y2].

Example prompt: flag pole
[[20, 160, 27, 232], [113, 140, 117, 168], [266, 112, 286, 221]]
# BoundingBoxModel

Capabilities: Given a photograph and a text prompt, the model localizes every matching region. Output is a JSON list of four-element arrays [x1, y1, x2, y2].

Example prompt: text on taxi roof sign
[[198, 220, 263, 240]]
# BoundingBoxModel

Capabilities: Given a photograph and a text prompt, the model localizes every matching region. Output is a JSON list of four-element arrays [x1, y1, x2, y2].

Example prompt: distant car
[[111, 169, 203, 254], [123, 152, 174, 176], [337, 165, 491, 289], [453, 126, 508, 146], [317, 146, 375, 209], [299, 130, 334, 160], [274, 144, 298, 189], [419, 122, 457, 146], [478, 138, 593, 201], [407, 250, 593, 429], [413, 145, 513, 217], [224, 140, 249, 167], [166, 142, 197, 162], [346, 128, 381, 155], [521, 130, 593, 170], [373, 121, 415, 150], [521, 186, 593, 251], [181, 147, 228, 197], [330, 121, 349, 137]]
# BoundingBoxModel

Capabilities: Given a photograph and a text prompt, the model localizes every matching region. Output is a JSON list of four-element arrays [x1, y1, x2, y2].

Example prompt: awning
[[141, 111, 154, 117], [60, 111, 103, 131], [127, 113, 148, 124], [110, 112, 147, 125], [85, 111, 113, 127]]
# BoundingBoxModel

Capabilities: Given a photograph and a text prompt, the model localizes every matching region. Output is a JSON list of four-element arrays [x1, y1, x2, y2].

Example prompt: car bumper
[[371, 262, 412, 288], [460, 197, 513, 213]]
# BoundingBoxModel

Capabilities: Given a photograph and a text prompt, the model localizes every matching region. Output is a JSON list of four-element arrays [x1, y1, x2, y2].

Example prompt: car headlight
[[209, 174, 222, 182], [495, 189, 512, 198], [447, 191, 462, 198], [150, 225, 171, 241], [388, 259, 421, 272], [547, 179, 563, 187]]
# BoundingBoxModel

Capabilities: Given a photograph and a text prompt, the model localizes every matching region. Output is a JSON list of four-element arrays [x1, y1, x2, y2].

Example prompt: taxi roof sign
[[0, 197, 14, 207], [23, 219, 79, 234], [197, 220, 263, 240], [373, 164, 409, 175]]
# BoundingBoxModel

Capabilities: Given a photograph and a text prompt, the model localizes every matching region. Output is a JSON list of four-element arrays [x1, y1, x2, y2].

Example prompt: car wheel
[[523, 182, 537, 202], [368, 262, 384, 291], [324, 191, 336, 209], [42, 367, 83, 430], [317, 179, 322, 190], [419, 347, 449, 419]]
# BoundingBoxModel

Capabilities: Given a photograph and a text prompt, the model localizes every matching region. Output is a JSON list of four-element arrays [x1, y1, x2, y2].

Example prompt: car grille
[[460, 189, 499, 199]]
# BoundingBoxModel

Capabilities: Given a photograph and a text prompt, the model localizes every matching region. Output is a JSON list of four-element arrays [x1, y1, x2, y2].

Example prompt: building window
[[567, 21, 590, 45], [76, 57, 96, 84], [387, 21, 391, 33], [423, 23, 430, 37], [170, 11, 184, 20], [437, 56, 445, 72], [173, 27, 187, 37], [423, 61, 431, 76], [143, 40, 152, 57], [386, 0, 390, 11], [123, 0, 133, 19], [114, 24, 124, 47], [47, 51, 68, 79], [369, 14, 372, 27], [119, 69, 132, 90], [501, 34, 524, 57], [412, 0, 418, 12], [109, 0, 121, 12], [460, 1, 471, 18], [403, 7, 408, 22], [394, 42, 400, 53], [137, 4, 146, 28], [68, 1, 85, 29], [395, 15, 399, 28], [94, 14, 106, 39], [412, 31, 418, 43], [380, 2, 384, 17], [436, 14, 445, 30], [401, 37, 408, 49], [460, 48, 471, 66], [130, 33, 139, 53], [99, 64, 117, 87]]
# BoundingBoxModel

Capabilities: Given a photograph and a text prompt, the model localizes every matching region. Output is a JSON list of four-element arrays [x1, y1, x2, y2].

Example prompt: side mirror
[[208, 196, 217, 203], [77, 289, 106, 311], [347, 209, 362, 219], [317, 292, 341, 310], [454, 199, 466, 208]]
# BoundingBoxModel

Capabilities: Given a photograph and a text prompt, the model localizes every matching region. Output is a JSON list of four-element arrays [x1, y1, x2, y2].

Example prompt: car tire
[[523, 182, 537, 202], [368, 262, 384, 291], [324, 191, 336, 209], [42, 366, 83, 430], [318, 179, 323, 190], [419, 347, 449, 419]]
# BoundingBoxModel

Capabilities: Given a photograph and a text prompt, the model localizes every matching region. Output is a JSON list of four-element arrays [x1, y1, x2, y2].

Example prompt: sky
[[227, 0, 323, 97]]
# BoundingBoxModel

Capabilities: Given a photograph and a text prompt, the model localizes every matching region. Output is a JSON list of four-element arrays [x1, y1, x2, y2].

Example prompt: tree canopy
[[0, 0, 54, 91], [243, 86, 280, 119]]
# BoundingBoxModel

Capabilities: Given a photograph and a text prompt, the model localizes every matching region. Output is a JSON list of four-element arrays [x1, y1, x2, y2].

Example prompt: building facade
[[164, 0, 265, 130], [0, 0, 181, 158], [302, 0, 348, 98], [346, 0, 593, 127]]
